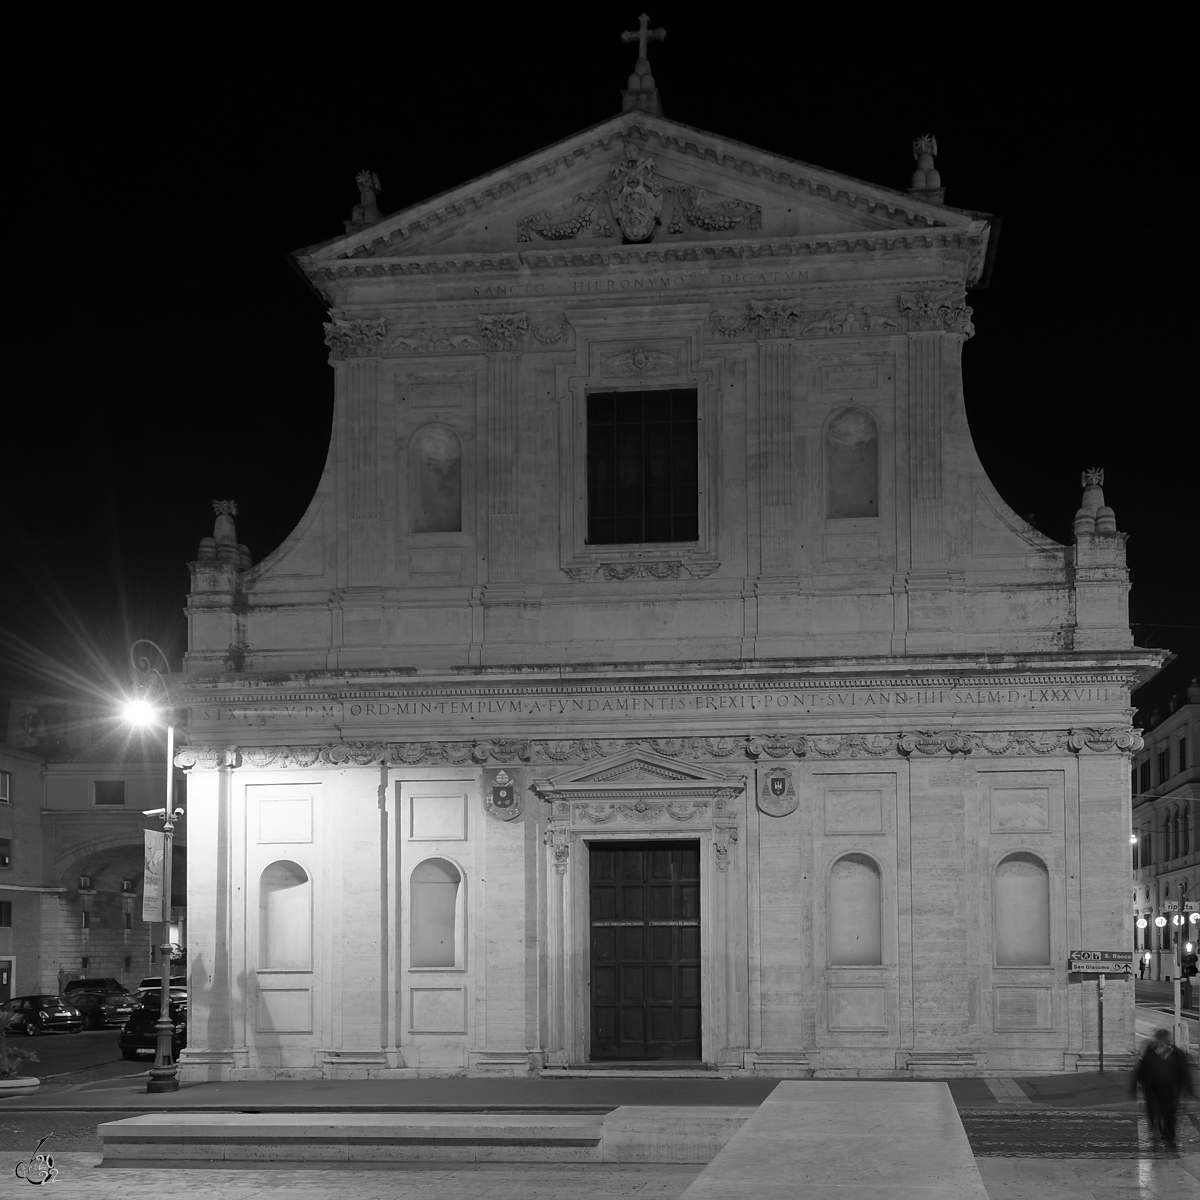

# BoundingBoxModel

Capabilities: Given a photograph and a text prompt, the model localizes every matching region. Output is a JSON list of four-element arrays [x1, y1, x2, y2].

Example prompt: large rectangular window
[[0, 901, 11, 926], [0, 771, 9, 802], [0, 839, 9, 868], [1157, 750, 1170, 785], [587, 389, 698, 545]]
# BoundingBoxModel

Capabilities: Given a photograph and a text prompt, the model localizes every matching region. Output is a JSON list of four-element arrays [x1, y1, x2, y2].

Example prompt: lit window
[[0, 839, 10, 868]]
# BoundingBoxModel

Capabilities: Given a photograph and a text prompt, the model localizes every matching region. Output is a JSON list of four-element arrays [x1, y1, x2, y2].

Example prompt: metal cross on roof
[[622, 13, 665, 62]]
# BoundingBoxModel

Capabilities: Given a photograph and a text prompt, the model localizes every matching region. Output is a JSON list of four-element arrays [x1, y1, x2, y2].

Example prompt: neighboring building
[[175, 51, 1162, 1081], [0, 695, 186, 998], [1132, 681, 1200, 979]]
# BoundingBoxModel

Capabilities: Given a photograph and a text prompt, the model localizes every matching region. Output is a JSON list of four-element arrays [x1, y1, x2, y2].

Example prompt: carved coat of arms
[[758, 768, 798, 818], [608, 144, 663, 242], [483, 768, 522, 821]]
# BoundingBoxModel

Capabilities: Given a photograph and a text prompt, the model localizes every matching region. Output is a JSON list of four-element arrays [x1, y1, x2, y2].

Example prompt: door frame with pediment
[[533, 750, 748, 1066]]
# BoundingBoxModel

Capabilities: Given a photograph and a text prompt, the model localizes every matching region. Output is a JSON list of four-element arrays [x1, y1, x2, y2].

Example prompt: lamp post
[[124, 640, 184, 1094]]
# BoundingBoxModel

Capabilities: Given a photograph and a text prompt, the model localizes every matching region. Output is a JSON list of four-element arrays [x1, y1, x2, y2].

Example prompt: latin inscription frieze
[[190, 683, 1124, 728]]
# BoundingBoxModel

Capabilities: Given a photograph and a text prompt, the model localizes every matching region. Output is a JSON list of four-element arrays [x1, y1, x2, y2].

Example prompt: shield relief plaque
[[758, 768, 798, 818], [483, 767, 523, 821]]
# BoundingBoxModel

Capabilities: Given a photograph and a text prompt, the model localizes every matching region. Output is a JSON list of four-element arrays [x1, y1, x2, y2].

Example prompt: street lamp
[[123, 639, 184, 1094]]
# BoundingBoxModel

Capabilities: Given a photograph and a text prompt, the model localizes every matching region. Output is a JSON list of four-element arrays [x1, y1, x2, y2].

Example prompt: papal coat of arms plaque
[[483, 768, 523, 821], [758, 768, 798, 818]]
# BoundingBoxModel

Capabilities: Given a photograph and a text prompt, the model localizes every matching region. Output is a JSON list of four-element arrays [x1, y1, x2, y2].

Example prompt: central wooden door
[[589, 841, 701, 1060]]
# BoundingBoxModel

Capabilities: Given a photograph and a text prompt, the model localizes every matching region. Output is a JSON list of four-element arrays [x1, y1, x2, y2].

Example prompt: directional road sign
[[1068, 950, 1134, 974]]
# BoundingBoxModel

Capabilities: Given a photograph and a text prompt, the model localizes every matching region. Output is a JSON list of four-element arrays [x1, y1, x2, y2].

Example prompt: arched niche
[[259, 859, 311, 970], [409, 424, 462, 533], [828, 853, 882, 966], [410, 857, 464, 969], [993, 852, 1051, 966], [825, 408, 878, 519]]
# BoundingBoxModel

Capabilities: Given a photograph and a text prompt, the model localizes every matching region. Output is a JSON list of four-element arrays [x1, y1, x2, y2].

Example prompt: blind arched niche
[[993, 852, 1051, 966], [259, 860, 311, 970], [409, 424, 462, 533], [828, 853, 882, 966], [826, 408, 878, 518], [411, 857, 463, 968]]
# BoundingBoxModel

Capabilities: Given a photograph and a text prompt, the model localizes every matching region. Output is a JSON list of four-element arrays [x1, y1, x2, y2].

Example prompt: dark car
[[62, 977, 129, 995], [118, 993, 187, 1061], [0, 994, 83, 1035], [137, 975, 186, 992], [71, 989, 137, 1030]]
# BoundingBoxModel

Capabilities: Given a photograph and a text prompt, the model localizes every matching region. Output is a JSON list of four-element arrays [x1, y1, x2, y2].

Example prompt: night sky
[[4, 11, 1193, 713]]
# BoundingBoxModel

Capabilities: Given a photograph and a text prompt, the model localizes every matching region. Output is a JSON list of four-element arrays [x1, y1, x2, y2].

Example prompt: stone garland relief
[[174, 727, 1144, 772], [563, 561, 721, 582], [709, 297, 899, 341], [390, 312, 569, 356]]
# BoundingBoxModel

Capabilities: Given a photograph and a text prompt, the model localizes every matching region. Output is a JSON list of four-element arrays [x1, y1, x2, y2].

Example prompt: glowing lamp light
[[1130, 834, 1138, 844], [1187, 942, 1196, 954], [1191, 912, 1200, 924], [1171, 914, 1185, 926], [1155, 916, 1168, 927], [123, 699, 156, 725], [1136, 917, 1148, 928]]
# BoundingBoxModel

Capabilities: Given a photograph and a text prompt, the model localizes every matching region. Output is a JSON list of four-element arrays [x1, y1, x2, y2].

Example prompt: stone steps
[[98, 1105, 755, 1166]]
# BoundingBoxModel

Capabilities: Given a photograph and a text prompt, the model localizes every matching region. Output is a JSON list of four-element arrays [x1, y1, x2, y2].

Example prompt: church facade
[[175, 87, 1159, 1079]]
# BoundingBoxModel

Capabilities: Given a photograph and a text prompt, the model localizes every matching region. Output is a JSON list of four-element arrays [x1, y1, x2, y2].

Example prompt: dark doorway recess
[[589, 840, 701, 1061]]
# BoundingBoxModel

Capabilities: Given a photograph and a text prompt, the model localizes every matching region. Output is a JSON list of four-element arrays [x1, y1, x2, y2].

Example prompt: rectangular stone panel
[[827, 984, 887, 1031], [823, 533, 880, 560], [990, 787, 1050, 832], [257, 797, 313, 844], [993, 985, 1052, 1030], [411, 987, 465, 1033], [821, 364, 879, 391], [982, 770, 1064, 833], [410, 792, 467, 840], [409, 549, 463, 576], [404, 380, 466, 408], [256, 987, 311, 1033], [824, 787, 884, 834]]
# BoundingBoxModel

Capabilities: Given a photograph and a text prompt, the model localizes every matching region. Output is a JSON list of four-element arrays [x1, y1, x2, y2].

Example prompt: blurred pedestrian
[[1131, 1028, 1194, 1148], [1139, 956, 1147, 981]]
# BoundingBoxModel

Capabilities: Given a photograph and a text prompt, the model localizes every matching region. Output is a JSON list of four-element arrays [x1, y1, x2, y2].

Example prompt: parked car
[[0, 994, 83, 1035], [71, 989, 137, 1030], [136, 975, 186, 996], [118, 994, 187, 1061], [62, 977, 129, 995]]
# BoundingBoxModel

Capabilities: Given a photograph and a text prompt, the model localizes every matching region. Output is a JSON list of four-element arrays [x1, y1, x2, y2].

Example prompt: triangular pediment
[[299, 113, 983, 268], [532, 749, 742, 802]]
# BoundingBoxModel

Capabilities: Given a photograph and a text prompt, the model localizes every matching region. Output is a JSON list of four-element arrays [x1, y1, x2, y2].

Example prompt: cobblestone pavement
[[964, 1108, 1200, 1199]]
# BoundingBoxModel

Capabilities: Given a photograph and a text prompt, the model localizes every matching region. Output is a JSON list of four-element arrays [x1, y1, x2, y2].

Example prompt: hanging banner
[[142, 830, 166, 923]]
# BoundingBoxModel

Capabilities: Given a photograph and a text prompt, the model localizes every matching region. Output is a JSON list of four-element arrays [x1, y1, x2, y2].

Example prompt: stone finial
[[345, 170, 383, 234], [196, 500, 248, 566], [621, 13, 665, 115], [908, 135, 945, 206], [1073, 468, 1117, 537]]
